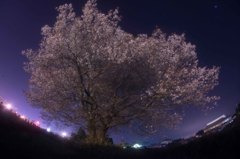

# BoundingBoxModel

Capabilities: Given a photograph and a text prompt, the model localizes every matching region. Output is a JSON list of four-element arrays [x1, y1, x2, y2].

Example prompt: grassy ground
[[1, 104, 240, 159]]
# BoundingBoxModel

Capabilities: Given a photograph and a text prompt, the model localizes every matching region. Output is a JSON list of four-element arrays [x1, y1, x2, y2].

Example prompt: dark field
[[1, 105, 240, 159]]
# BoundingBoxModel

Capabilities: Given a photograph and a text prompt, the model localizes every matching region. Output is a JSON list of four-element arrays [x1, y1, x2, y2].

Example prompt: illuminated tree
[[23, 0, 219, 144]]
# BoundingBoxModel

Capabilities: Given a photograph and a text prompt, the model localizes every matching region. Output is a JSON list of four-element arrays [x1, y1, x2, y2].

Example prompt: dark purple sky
[[0, 0, 240, 144]]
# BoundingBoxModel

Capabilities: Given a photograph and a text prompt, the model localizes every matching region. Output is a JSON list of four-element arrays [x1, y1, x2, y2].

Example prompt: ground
[[1, 104, 240, 159]]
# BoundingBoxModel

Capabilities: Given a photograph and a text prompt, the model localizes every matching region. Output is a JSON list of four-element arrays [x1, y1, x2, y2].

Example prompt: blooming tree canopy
[[23, 0, 219, 144]]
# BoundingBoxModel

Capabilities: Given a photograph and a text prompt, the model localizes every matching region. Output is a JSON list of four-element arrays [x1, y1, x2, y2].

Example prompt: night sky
[[0, 0, 240, 145]]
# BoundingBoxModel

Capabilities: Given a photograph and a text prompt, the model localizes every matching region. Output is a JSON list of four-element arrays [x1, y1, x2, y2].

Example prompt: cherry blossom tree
[[23, 0, 219, 144]]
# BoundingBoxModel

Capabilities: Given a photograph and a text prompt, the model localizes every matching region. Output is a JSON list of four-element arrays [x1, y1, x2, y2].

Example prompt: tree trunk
[[86, 119, 97, 144], [86, 120, 111, 144], [96, 127, 109, 144]]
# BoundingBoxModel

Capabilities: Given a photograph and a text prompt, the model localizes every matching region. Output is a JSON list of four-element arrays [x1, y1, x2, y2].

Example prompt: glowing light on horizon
[[4, 103, 12, 110], [47, 128, 51, 132], [34, 121, 40, 126], [61, 131, 68, 138], [132, 143, 143, 149], [20, 115, 26, 120], [206, 114, 226, 126]]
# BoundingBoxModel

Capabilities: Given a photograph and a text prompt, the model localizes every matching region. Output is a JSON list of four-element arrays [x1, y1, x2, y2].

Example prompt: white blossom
[[23, 0, 219, 144]]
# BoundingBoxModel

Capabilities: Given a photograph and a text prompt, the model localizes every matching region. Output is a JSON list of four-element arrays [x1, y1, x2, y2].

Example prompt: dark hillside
[[0, 104, 72, 158], [1, 102, 240, 159]]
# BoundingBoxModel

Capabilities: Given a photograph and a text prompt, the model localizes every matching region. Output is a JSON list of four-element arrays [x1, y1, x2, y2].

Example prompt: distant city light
[[47, 128, 51, 132], [61, 131, 68, 137], [132, 143, 143, 149], [4, 103, 12, 110], [20, 115, 26, 120], [206, 115, 226, 126], [34, 121, 40, 126]]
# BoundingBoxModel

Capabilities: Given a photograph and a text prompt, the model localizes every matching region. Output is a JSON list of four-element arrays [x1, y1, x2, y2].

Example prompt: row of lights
[[3, 103, 41, 127], [2, 102, 68, 138], [2, 101, 143, 143]]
